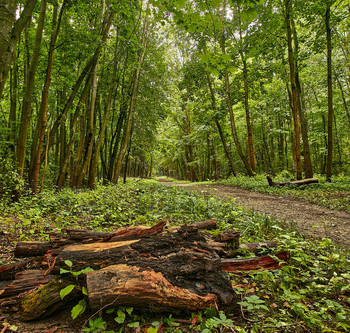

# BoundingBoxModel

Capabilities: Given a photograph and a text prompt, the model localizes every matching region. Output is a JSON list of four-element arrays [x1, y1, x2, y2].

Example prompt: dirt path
[[158, 179, 350, 247]]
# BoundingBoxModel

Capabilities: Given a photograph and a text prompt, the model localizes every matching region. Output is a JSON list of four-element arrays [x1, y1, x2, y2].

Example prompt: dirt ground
[[158, 179, 350, 248]]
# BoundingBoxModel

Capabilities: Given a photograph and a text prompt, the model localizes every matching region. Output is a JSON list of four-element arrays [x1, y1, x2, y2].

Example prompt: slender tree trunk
[[335, 75, 350, 127], [291, 18, 313, 178], [113, 10, 150, 183], [88, 34, 120, 188], [184, 107, 197, 181], [32, 1, 65, 194], [206, 73, 237, 176], [75, 63, 98, 187], [220, 0, 253, 176], [241, 57, 256, 172], [284, 0, 302, 179], [16, 0, 46, 181], [0, 0, 37, 98], [8, 52, 17, 155], [325, 2, 334, 181]]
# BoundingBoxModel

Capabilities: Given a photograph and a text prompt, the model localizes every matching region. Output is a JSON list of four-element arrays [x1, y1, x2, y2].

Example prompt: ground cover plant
[[218, 174, 350, 213], [1, 179, 349, 332]]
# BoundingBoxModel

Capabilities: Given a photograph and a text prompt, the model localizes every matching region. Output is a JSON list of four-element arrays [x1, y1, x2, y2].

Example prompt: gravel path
[[158, 179, 350, 247]]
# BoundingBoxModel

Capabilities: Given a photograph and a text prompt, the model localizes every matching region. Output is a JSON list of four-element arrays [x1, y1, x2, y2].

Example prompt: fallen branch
[[267, 176, 318, 187]]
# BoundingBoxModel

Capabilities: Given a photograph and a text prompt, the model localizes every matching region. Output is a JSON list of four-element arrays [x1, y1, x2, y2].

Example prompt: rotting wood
[[222, 251, 288, 273], [86, 264, 220, 311], [0, 269, 52, 299], [267, 176, 318, 187], [52, 229, 236, 307], [15, 241, 52, 257], [0, 220, 290, 320], [0, 259, 40, 281], [19, 275, 81, 321]]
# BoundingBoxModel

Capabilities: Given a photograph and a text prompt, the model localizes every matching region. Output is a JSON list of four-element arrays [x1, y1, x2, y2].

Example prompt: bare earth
[[158, 179, 350, 247]]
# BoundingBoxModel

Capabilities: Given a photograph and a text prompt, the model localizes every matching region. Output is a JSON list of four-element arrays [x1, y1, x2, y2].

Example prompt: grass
[[0, 178, 349, 332]]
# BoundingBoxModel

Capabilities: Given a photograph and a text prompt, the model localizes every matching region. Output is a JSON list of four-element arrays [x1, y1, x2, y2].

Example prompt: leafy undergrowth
[[218, 173, 350, 213], [1, 179, 349, 332]]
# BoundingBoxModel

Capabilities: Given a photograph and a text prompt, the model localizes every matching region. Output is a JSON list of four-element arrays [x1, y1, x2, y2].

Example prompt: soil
[[158, 179, 350, 248]]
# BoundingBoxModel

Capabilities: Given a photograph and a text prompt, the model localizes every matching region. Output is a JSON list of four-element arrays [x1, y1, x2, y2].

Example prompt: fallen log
[[52, 229, 236, 307], [0, 220, 289, 320], [19, 275, 81, 321], [267, 176, 319, 187], [0, 269, 52, 299], [86, 264, 219, 311], [222, 251, 288, 273], [13, 221, 221, 260], [15, 241, 52, 258], [0, 259, 41, 281]]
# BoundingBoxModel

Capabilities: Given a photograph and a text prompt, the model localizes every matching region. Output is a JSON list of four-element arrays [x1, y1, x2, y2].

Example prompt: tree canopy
[[0, 0, 349, 196]]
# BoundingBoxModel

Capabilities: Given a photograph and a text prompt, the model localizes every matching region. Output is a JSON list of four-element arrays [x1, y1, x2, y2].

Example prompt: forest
[[0, 0, 349, 194], [0, 0, 350, 333]]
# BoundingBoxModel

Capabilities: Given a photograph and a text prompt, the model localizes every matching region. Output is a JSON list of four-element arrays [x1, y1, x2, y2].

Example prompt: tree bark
[[291, 18, 313, 178], [325, 2, 333, 181], [0, 0, 37, 98], [31, 1, 66, 194], [284, 0, 302, 180], [16, 0, 47, 181]]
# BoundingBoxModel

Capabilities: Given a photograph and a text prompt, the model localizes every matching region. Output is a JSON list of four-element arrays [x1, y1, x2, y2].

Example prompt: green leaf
[[127, 322, 140, 328], [60, 268, 70, 274], [147, 328, 158, 333], [65, 260, 73, 267], [80, 267, 94, 274], [82, 286, 88, 296], [71, 299, 87, 319], [60, 285, 75, 299], [114, 309, 126, 323], [126, 307, 133, 315]]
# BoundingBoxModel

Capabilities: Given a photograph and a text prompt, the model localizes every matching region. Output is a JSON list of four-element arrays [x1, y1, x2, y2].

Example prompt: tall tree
[[0, 0, 37, 98], [16, 0, 47, 181], [283, 0, 302, 179]]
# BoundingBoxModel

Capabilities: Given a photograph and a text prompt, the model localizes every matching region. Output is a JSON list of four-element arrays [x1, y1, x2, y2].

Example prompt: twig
[[239, 295, 258, 323], [1, 324, 9, 333], [82, 279, 128, 328]]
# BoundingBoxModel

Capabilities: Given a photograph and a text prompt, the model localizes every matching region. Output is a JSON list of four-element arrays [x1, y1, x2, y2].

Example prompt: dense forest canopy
[[0, 0, 349, 196]]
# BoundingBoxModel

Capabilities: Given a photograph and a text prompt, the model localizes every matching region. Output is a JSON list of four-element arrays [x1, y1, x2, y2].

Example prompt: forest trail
[[158, 179, 350, 247]]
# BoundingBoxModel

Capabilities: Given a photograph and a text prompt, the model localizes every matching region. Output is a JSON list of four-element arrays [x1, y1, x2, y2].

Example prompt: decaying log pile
[[0, 220, 287, 321], [267, 176, 319, 187]]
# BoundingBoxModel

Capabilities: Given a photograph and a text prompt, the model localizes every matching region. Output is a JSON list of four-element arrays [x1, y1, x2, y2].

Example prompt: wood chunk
[[19, 276, 80, 321], [15, 242, 52, 257], [86, 264, 219, 311], [0, 269, 52, 299], [267, 176, 319, 187], [186, 220, 217, 230], [104, 220, 166, 242], [239, 241, 279, 254], [221, 251, 288, 273], [0, 259, 40, 281]]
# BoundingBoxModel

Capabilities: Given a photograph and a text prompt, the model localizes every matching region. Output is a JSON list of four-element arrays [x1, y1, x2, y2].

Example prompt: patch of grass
[[219, 174, 350, 213]]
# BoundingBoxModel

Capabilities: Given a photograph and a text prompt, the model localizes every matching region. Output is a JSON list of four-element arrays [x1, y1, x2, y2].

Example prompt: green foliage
[[59, 260, 93, 320]]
